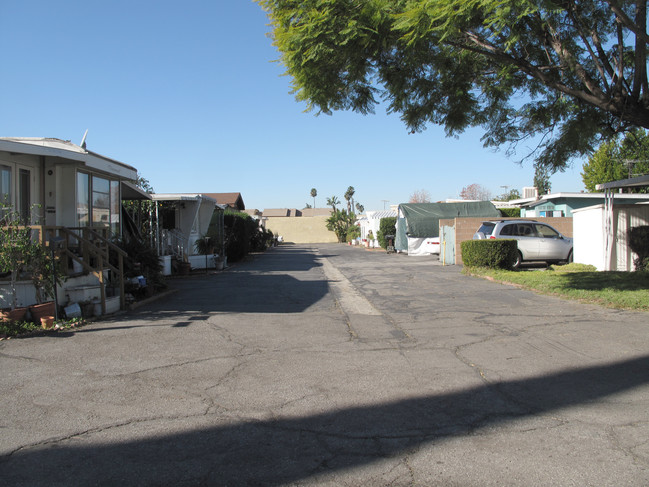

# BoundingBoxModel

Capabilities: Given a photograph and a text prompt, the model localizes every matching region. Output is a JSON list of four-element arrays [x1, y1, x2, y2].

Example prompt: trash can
[[385, 235, 395, 254]]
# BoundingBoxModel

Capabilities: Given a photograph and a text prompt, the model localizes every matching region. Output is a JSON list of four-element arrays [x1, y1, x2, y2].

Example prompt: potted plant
[[27, 240, 64, 321], [196, 233, 226, 270], [366, 231, 374, 248], [0, 208, 32, 320]]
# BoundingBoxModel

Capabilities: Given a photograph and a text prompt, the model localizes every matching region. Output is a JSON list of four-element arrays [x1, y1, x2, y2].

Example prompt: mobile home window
[[77, 172, 90, 226], [110, 180, 119, 234], [0, 165, 11, 208], [92, 176, 110, 228], [77, 172, 120, 235], [18, 168, 31, 222]]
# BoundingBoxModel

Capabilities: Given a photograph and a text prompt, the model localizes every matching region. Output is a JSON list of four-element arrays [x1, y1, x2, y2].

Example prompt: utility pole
[[381, 200, 389, 210]]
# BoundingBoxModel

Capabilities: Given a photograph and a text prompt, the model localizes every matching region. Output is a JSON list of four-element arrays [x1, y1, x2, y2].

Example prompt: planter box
[[93, 296, 121, 316], [160, 255, 172, 276], [188, 255, 216, 270], [29, 302, 55, 322], [67, 285, 101, 304], [0, 307, 28, 322]]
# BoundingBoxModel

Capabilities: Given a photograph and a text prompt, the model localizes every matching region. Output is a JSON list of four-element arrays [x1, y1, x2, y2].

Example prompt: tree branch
[[565, 5, 610, 92], [632, 0, 648, 99], [604, 0, 649, 44]]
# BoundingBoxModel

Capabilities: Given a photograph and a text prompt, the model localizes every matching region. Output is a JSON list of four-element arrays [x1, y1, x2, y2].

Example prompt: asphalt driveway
[[1, 243, 648, 486]]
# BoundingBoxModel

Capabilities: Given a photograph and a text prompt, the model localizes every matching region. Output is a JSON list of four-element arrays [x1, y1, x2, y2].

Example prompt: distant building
[[510, 192, 649, 217], [203, 192, 245, 211]]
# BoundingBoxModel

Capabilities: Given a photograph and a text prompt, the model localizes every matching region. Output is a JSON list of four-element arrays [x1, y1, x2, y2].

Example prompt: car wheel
[[566, 250, 573, 264], [512, 251, 523, 269]]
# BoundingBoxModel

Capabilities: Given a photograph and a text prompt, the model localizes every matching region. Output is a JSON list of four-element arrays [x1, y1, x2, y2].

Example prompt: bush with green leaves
[[0, 208, 38, 309], [346, 224, 360, 242], [628, 226, 649, 271], [461, 239, 518, 269], [250, 227, 275, 252], [204, 211, 273, 262], [377, 217, 397, 249], [112, 237, 165, 292], [326, 209, 356, 243], [499, 208, 521, 218], [223, 211, 252, 262]]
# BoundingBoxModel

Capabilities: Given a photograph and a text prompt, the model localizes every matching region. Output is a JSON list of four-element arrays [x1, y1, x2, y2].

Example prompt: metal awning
[[597, 174, 649, 190], [121, 181, 152, 200]]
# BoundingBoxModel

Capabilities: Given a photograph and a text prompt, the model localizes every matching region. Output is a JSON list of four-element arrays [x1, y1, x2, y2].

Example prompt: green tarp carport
[[395, 201, 501, 254]]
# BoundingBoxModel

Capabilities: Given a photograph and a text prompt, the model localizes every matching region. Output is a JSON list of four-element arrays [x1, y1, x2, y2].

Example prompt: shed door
[[440, 224, 455, 265]]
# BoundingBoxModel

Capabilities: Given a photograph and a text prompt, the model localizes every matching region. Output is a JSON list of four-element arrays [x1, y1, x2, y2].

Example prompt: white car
[[473, 220, 573, 268]]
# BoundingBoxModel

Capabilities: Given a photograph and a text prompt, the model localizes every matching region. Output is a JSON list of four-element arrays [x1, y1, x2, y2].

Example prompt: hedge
[[461, 239, 518, 269], [377, 217, 397, 249]]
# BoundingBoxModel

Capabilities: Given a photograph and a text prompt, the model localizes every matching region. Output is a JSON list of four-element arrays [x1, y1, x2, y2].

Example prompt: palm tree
[[355, 202, 364, 214], [310, 188, 317, 208], [344, 186, 355, 213], [326, 196, 340, 211]]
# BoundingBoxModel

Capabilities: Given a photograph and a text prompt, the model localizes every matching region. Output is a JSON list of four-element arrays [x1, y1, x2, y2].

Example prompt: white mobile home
[[0, 137, 149, 313]]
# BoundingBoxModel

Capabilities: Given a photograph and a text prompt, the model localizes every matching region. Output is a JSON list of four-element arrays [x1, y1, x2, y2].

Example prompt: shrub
[[250, 227, 275, 252], [499, 208, 521, 218], [222, 211, 274, 261], [629, 226, 649, 271], [377, 217, 397, 249], [326, 209, 356, 243], [112, 237, 165, 291], [224, 211, 253, 262], [346, 224, 360, 242], [461, 239, 518, 269]]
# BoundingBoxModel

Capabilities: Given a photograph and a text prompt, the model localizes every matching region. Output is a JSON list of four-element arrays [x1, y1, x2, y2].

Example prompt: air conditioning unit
[[523, 187, 538, 199]]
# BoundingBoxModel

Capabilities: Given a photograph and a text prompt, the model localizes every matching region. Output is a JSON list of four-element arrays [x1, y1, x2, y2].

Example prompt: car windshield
[[477, 222, 495, 236]]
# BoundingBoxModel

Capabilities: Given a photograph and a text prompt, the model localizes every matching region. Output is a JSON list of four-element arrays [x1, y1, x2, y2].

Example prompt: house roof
[[365, 209, 397, 220], [202, 192, 245, 210], [597, 174, 649, 190], [512, 191, 649, 208], [263, 208, 291, 217], [151, 193, 217, 204], [151, 193, 216, 203], [300, 208, 332, 217], [0, 137, 138, 180]]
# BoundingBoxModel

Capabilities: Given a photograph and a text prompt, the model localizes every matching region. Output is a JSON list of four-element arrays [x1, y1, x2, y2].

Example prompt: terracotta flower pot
[[40, 316, 55, 330], [0, 307, 28, 322], [29, 301, 55, 322]]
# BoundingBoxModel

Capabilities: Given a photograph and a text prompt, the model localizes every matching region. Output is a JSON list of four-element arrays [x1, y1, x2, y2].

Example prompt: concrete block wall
[[264, 215, 338, 244], [441, 217, 574, 265]]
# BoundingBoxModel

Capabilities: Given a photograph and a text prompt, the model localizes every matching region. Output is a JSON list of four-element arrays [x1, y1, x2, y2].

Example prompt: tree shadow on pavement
[[3, 354, 648, 486]]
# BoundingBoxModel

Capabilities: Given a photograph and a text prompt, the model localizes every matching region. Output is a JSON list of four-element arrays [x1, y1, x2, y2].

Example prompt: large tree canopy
[[258, 0, 649, 171], [581, 128, 649, 190]]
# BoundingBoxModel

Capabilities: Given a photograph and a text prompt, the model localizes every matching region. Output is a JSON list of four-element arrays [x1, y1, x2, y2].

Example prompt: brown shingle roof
[[202, 193, 245, 210], [262, 208, 290, 217]]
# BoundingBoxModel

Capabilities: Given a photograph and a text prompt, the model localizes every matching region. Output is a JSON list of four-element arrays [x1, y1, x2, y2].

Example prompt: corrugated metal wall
[[615, 205, 649, 271], [574, 204, 649, 271]]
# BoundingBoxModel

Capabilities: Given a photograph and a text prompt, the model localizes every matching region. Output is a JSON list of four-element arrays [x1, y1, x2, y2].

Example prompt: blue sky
[[1, 0, 585, 211]]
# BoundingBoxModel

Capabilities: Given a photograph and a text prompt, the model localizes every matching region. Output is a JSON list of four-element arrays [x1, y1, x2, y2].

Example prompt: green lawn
[[464, 263, 649, 311]]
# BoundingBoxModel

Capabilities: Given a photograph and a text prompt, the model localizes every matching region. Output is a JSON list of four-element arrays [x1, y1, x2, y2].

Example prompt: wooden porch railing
[[37, 226, 127, 315]]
